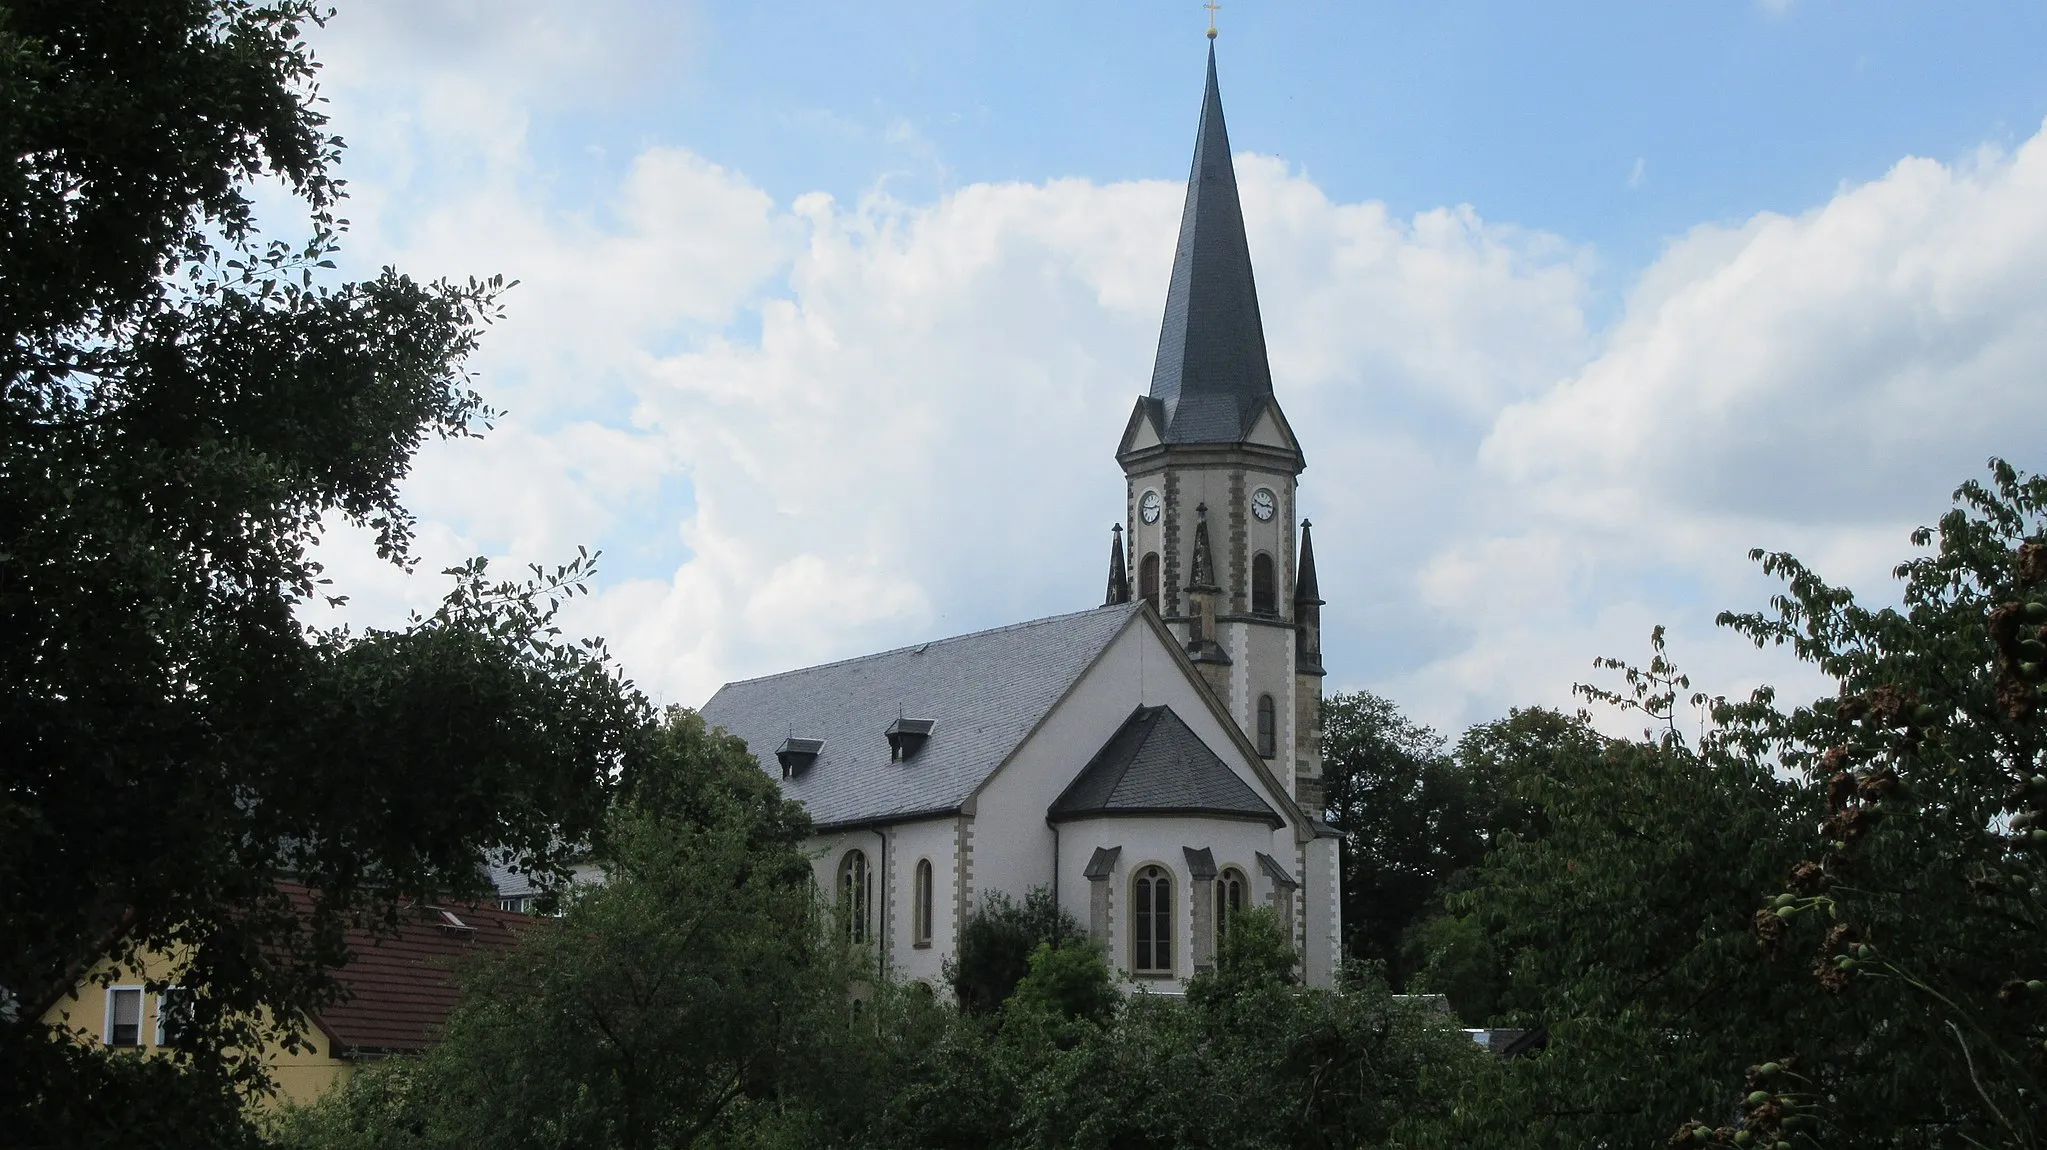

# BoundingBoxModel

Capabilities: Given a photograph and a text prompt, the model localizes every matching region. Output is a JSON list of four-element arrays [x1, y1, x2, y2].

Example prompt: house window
[[498, 896, 528, 914], [155, 987, 191, 1048], [1139, 552, 1161, 614], [105, 986, 143, 1047], [1132, 865, 1174, 974], [1215, 868, 1247, 950], [839, 850, 870, 945], [913, 859, 934, 946], [1256, 694, 1277, 758], [1252, 552, 1276, 615]]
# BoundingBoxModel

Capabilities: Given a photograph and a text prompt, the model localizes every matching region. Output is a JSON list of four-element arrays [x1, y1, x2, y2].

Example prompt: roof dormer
[[885, 717, 935, 762], [775, 737, 825, 778]]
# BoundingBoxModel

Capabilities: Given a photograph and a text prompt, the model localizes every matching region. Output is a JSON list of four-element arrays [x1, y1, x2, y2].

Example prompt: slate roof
[[1147, 45, 1278, 446], [1048, 704, 1281, 827], [700, 604, 1145, 829], [280, 885, 530, 1057]]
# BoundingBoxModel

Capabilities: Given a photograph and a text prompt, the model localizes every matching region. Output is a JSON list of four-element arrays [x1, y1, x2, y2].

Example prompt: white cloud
[[1423, 125, 2047, 729], [303, 6, 2047, 739], [1490, 132, 2047, 540]]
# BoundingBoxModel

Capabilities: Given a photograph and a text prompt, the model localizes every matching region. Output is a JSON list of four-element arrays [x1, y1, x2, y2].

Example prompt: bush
[[944, 887, 1080, 1014], [1186, 906, 1295, 1008], [1007, 940, 1118, 1025]]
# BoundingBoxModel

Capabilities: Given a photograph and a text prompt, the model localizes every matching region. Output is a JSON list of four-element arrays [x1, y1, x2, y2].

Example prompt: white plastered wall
[[1055, 813, 1296, 992], [1221, 618, 1297, 789], [969, 617, 1313, 967], [1302, 833, 1343, 988], [882, 816, 957, 988]]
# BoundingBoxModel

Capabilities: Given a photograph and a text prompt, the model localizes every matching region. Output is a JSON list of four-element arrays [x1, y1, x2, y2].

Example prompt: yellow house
[[43, 890, 532, 1109]]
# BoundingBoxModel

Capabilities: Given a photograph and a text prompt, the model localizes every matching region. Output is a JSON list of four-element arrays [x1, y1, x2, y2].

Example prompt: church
[[701, 44, 1342, 991]]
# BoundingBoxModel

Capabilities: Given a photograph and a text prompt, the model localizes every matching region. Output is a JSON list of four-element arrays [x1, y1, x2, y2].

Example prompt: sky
[[297, 0, 2047, 735]]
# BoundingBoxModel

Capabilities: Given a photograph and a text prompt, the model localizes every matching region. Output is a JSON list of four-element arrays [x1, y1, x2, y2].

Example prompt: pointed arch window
[[838, 850, 870, 945], [1215, 867, 1248, 950], [1139, 552, 1161, 615], [1132, 865, 1174, 974], [913, 858, 934, 947], [1252, 552, 1277, 615], [1256, 694, 1277, 759]]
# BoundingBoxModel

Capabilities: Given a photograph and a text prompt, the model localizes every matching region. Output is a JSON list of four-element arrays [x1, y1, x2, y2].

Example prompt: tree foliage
[[1, 0, 648, 1124], [1685, 460, 2047, 1147], [1399, 709, 1806, 1148], [944, 887, 1080, 1015], [1395, 461, 2047, 1149], [1322, 691, 1557, 988], [1006, 940, 1119, 1027], [276, 710, 858, 1150]]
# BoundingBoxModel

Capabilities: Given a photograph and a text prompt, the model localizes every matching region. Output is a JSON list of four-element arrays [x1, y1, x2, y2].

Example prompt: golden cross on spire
[[1204, 0, 1221, 39]]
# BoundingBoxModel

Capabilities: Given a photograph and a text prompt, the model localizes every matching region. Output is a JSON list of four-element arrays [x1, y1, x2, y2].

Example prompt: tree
[[1396, 707, 1806, 1149], [1678, 460, 2047, 1147], [1402, 462, 2047, 1148], [1010, 961, 1481, 1150], [1322, 691, 1557, 984], [1185, 905, 1296, 1009], [944, 888, 1080, 1014], [1397, 708, 1594, 1023], [2, 0, 647, 1122], [275, 710, 867, 1150], [1322, 692, 1455, 978], [1006, 941, 1118, 1027]]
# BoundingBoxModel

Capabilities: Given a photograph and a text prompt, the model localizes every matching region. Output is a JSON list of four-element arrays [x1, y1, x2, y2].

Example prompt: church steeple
[[1107, 41, 1322, 810], [1147, 44, 1275, 445], [1104, 524, 1131, 606]]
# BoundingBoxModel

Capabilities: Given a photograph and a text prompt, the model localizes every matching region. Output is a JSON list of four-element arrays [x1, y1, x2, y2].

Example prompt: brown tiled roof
[[283, 886, 532, 1057]]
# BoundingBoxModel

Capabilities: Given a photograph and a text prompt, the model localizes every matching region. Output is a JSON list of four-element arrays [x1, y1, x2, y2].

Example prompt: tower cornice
[[1116, 441, 1304, 476]]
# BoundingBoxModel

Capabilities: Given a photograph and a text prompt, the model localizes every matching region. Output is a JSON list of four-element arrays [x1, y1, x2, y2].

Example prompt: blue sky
[[474, 2, 2047, 292], [305, 1, 2047, 730]]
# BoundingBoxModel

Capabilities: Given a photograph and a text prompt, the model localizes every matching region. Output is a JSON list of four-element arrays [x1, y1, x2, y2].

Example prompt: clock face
[[1139, 490, 1162, 524], [1252, 488, 1277, 521]]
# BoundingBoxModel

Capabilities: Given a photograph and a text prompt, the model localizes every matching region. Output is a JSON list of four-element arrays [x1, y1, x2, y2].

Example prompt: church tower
[[1107, 45, 1325, 812]]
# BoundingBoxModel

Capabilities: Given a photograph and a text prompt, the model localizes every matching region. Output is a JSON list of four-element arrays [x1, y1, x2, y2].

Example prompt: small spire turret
[[1183, 505, 1230, 691], [1105, 524, 1131, 605], [1295, 519, 1324, 673], [1187, 504, 1218, 592]]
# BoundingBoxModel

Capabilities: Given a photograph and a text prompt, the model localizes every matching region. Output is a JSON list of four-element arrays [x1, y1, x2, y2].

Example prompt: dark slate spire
[[1295, 519, 1325, 675], [1148, 44, 1275, 444], [1294, 519, 1322, 605], [1105, 524, 1131, 606]]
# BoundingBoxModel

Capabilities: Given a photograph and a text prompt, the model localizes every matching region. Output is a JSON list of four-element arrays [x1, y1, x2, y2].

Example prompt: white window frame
[[103, 984, 145, 1048], [154, 986, 187, 1047]]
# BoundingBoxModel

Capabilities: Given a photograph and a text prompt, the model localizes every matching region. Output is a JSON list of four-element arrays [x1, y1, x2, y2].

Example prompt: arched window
[[838, 850, 870, 945], [1252, 552, 1276, 615], [1256, 694, 1277, 758], [1132, 865, 1174, 974], [1139, 552, 1161, 615], [1215, 867, 1248, 950], [913, 859, 934, 946]]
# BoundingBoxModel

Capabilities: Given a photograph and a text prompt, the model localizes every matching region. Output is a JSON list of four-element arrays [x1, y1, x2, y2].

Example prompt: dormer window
[[885, 718, 935, 762], [775, 737, 825, 778]]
